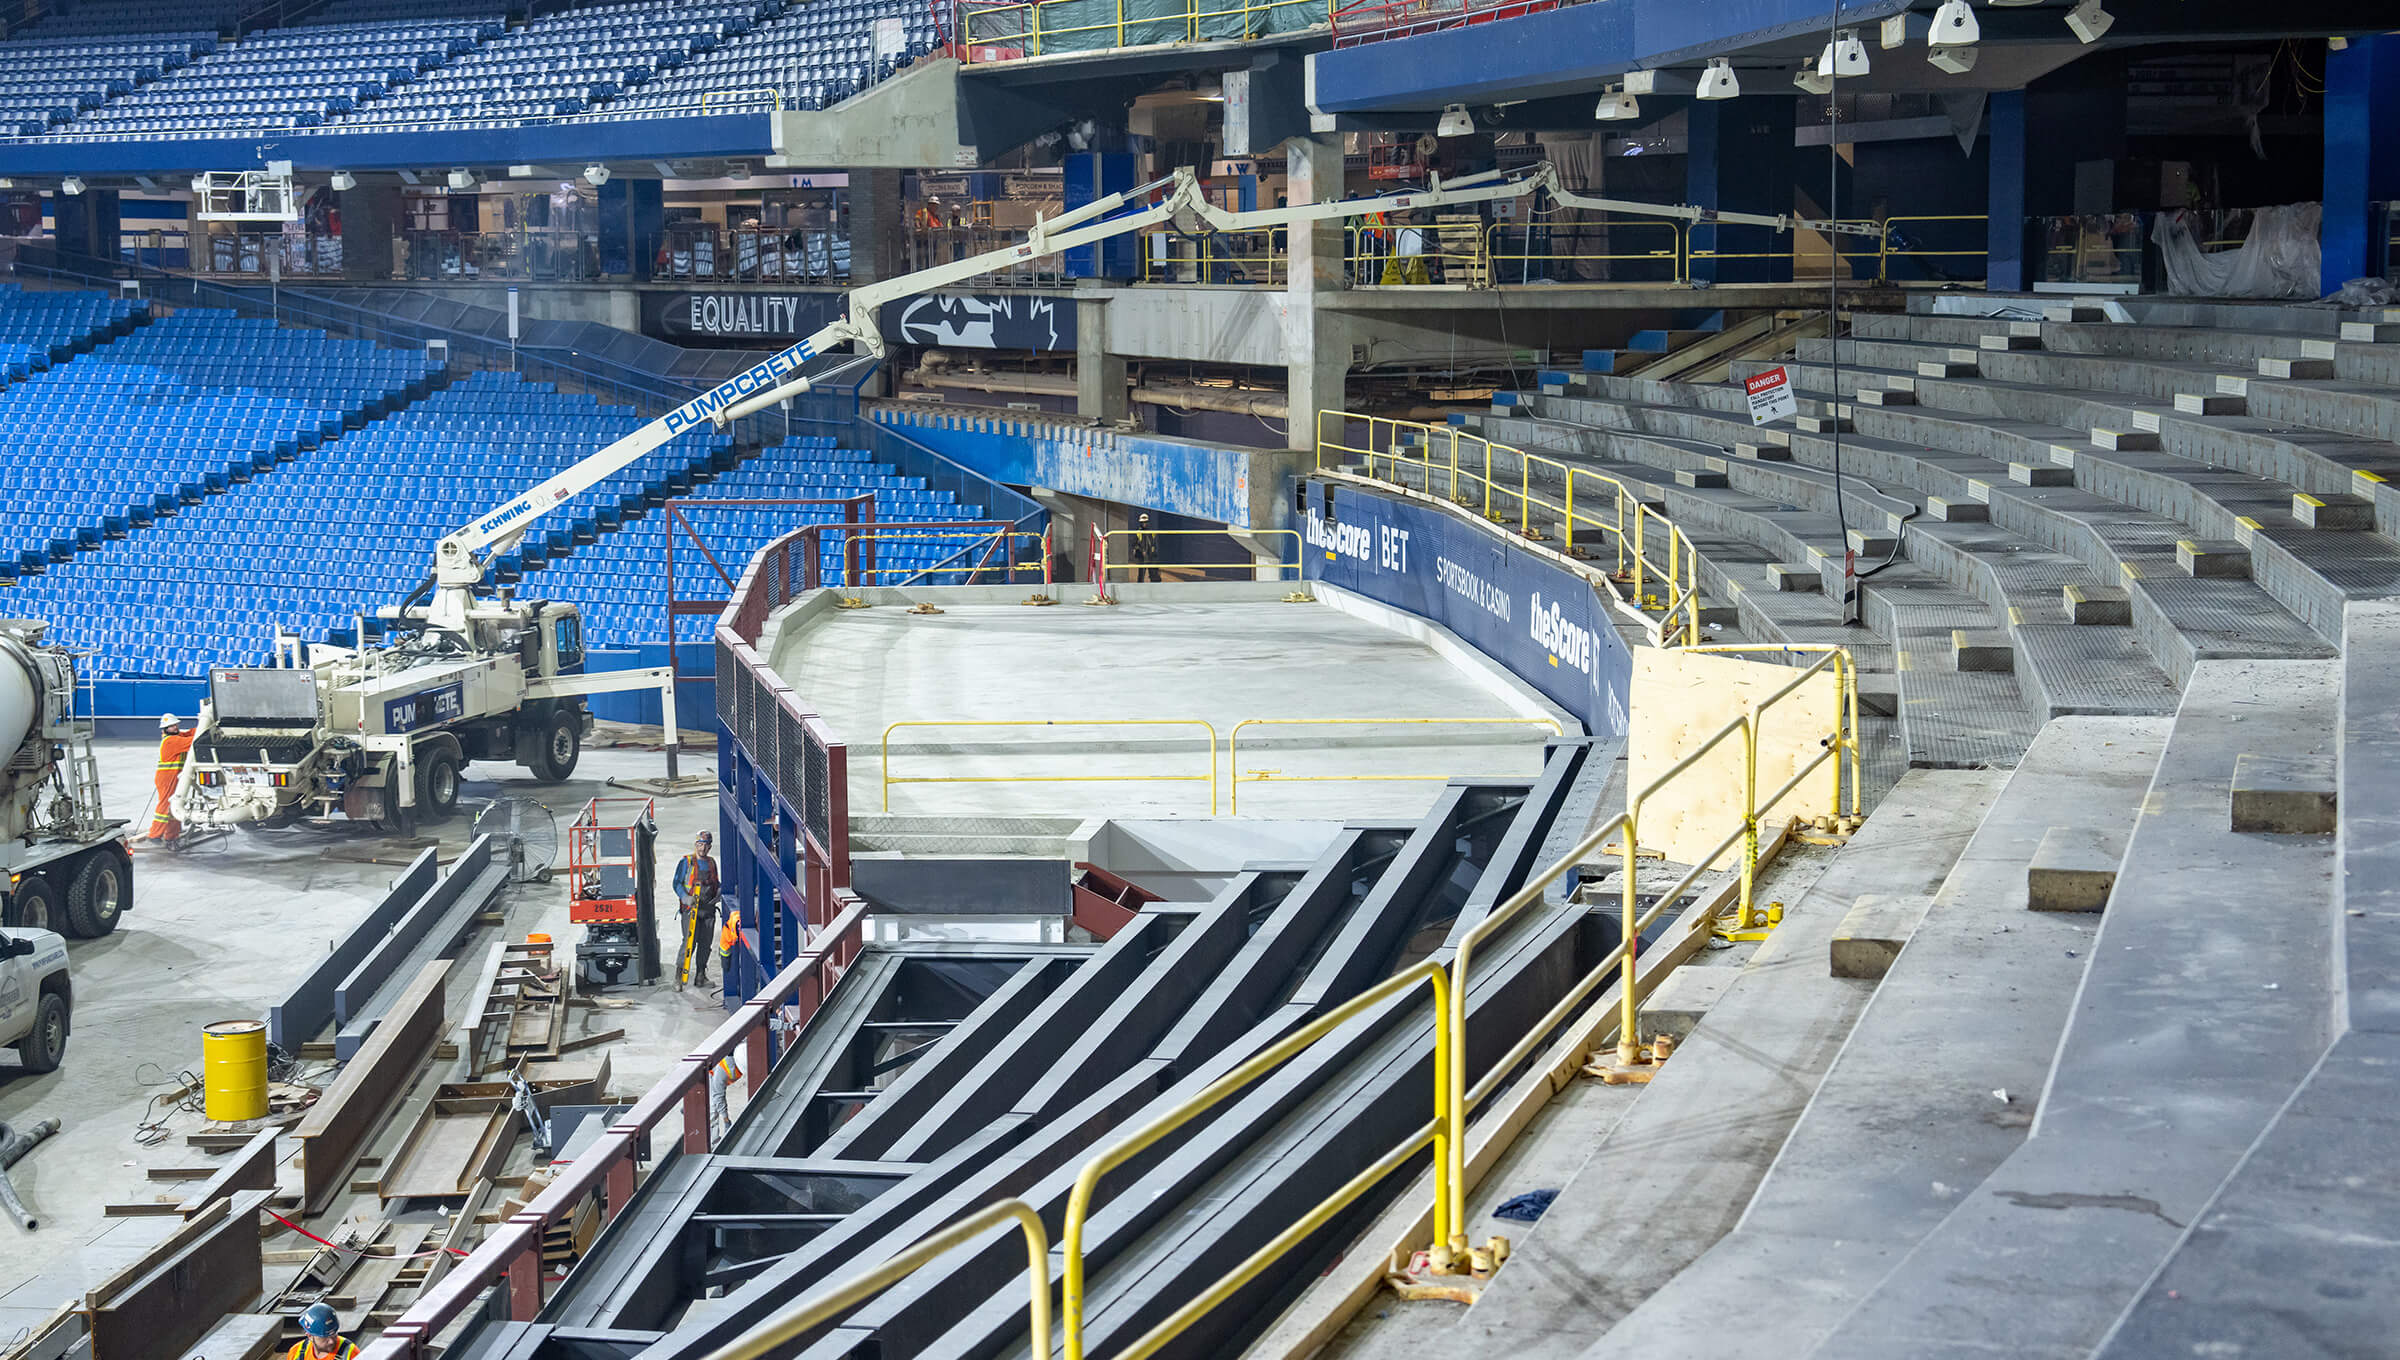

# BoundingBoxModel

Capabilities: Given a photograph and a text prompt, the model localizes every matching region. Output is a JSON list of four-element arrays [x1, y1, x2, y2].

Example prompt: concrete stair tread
[[1813, 332, 2255, 405], [1586, 718, 2168, 1360], [1804, 657, 2341, 1360], [1446, 771, 2006, 1358], [1889, 659, 2040, 769]]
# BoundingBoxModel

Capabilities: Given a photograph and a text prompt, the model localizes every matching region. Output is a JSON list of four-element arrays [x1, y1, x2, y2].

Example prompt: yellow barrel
[[201, 1020, 268, 1123]]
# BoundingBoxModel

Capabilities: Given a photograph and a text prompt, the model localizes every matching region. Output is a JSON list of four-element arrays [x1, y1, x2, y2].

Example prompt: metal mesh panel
[[775, 703, 805, 814], [740, 668, 766, 756], [803, 728, 831, 845], [715, 637, 738, 728]]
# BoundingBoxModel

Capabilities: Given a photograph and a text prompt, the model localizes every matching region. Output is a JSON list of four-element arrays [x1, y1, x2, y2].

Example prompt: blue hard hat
[[300, 1303, 340, 1339]]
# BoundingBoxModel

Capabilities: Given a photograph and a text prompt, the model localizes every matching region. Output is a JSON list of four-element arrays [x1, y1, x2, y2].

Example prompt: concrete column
[[1985, 92, 2028, 292], [847, 168, 905, 285], [2323, 36, 2400, 293], [338, 185, 402, 281], [1688, 97, 1796, 284], [1281, 132, 1349, 454], [1075, 286, 1129, 424]]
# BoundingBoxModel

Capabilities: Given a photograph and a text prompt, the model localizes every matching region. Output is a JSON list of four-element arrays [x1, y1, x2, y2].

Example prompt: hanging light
[[1698, 57, 1740, 100], [1820, 28, 1870, 78], [2065, 0, 2112, 42], [1929, 0, 1978, 47], [1594, 84, 1640, 120], [1794, 65, 1834, 95], [329, 171, 357, 191], [58, 176, 82, 196], [1928, 43, 1979, 73], [1436, 103, 1473, 137]]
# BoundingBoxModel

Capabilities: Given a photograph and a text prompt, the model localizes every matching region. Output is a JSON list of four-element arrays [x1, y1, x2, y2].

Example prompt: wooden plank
[[170, 1312, 280, 1360], [178, 1128, 281, 1216], [295, 959, 450, 1214], [86, 1190, 265, 1360]]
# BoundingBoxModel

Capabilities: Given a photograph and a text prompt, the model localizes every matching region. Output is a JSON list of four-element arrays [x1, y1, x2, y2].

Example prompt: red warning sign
[[1744, 366, 1798, 426]]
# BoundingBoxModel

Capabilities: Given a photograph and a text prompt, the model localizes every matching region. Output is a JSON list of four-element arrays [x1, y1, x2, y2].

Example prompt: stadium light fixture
[[1698, 57, 1740, 100], [1794, 65, 1834, 94], [329, 171, 357, 191], [1594, 85, 1640, 121], [58, 176, 82, 196], [583, 164, 611, 186], [1820, 28, 1869, 77], [1928, 43, 1979, 73], [447, 167, 477, 191], [2065, 0, 2112, 42], [1929, 0, 1978, 47], [1436, 103, 1473, 137]]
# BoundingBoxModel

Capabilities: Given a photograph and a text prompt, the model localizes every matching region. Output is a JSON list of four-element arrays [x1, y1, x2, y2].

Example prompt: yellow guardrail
[[1482, 219, 1683, 285], [961, 0, 1329, 56], [844, 529, 1048, 585], [1876, 214, 1988, 283], [1141, 228, 1287, 286], [1315, 412, 1702, 647], [1430, 645, 1850, 1244], [1099, 527, 1302, 582], [721, 636, 1856, 1359], [1060, 958, 1454, 1360], [1228, 716, 1563, 814], [1688, 642, 1862, 824], [881, 718, 1221, 813], [696, 1198, 1051, 1360]]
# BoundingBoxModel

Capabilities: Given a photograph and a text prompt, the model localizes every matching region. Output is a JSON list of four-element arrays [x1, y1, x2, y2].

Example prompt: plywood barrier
[[1628, 648, 1840, 864]]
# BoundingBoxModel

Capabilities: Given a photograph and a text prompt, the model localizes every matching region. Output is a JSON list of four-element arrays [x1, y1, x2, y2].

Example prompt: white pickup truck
[[0, 929, 70, 1074]]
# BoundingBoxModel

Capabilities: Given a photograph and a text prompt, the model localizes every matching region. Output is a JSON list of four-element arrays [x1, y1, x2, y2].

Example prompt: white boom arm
[[422, 161, 1882, 631]]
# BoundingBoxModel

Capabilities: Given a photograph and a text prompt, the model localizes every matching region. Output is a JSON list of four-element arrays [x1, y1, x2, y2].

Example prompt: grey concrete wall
[[767, 60, 971, 169], [1101, 286, 1288, 365]]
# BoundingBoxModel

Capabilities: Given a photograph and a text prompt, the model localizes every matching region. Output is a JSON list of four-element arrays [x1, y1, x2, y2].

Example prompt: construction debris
[[0, 1117, 59, 1230]]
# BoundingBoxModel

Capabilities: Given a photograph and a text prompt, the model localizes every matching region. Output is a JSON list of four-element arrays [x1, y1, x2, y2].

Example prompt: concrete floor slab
[[1586, 716, 2167, 1360], [0, 732, 726, 1311], [1427, 767, 2004, 1360], [766, 594, 1567, 821]]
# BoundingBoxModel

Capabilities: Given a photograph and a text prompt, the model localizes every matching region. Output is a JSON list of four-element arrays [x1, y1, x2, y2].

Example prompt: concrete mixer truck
[[0, 619, 129, 938]]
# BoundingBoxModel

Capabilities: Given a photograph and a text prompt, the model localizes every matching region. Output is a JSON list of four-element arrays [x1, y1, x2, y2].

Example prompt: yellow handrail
[[1314, 411, 1702, 646], [1060, 959, 1453, 1360], [1687, 642, 1862, 822], [880, 718, 1221, 813], [695, 1198, 1052, 1360], [1227, 716, 1563, 813], [1099, 527, 1302, 582]]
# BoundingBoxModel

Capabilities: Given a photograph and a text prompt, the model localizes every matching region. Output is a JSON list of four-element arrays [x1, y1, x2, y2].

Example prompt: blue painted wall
[[873, 407, 1269, 529], [2324, 36, 2400, 292], [1302, 480, 1629, 738], [1308, 0, 1906, 113]]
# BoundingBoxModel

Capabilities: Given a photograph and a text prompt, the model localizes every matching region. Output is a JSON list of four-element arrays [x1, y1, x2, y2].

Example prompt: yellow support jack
[[1713, 899, 1784, 944], [1586, 1031, 1675, 1085], [834, 596, 870, 610], [1384, 1234, 1513, 1303], [908, 602, 945, 616], [1021, 592, 1056, 607]]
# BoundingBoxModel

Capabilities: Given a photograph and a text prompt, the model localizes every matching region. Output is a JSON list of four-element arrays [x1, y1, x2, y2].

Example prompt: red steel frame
[[1329, 0, 1562, 46], [362, 522, 866, 1360], [663, 494, 878, 687]]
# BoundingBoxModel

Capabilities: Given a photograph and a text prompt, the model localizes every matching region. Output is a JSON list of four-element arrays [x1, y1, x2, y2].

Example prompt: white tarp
[[2151, 203, 2321, 299]]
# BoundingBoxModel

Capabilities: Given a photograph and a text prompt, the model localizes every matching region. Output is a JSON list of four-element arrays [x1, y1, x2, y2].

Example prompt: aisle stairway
[[1422, 299, 2400, 771]]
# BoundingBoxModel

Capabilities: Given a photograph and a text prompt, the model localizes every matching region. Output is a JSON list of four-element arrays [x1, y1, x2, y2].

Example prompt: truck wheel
[[418, 747, 462, 822], [379, 785, 418, 838], [7, 873, 59, 933], [65, 847, 129, 939], [529, 710, 581, 784], [15, 989, 65, 1074]]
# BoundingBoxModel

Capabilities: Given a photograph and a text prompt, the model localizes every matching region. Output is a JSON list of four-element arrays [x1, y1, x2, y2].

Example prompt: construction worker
[[674, 832, 720, 988], [289, 1304, 357, 1360], [717, 907, 740, 988], [1130, 513, 1163, 584], [147, 714, 191, 845]]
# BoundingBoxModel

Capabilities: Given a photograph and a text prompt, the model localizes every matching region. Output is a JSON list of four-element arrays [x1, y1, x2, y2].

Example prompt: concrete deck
[[765, 585, 1569, 821], [0, 732, 726, 1337]]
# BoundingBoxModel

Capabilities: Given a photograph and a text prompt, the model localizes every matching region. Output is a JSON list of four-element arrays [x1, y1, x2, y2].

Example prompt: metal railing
[[1228, 716, 1562, 813], [1876, 214, 1988, 283], [701, 87, 784, 113], [1315, 411, 1702, 647], [1060, 958, 1455, 1360], [1481, 220, 1681, 285], [700, 1199, 1052, 1360], [881, 718, 1221, 812], [1140, 227, 1286, 285], [657, 226, 848, 284], [1098, 527, 1301, 582], [958, 0, 1330, 58], [399, 228, 602, 283], [1330, 0, 1563, 46]]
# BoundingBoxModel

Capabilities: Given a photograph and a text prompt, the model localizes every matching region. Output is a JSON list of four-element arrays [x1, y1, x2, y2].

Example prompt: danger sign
[[1745, 366, 1798, 426]]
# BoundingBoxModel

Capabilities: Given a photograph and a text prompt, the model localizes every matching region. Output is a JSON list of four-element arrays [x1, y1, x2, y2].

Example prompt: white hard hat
[[159, 713, 180, 730]]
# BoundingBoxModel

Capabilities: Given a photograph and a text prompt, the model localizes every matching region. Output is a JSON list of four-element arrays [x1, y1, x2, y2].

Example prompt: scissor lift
[[568, 796, 661, 989]]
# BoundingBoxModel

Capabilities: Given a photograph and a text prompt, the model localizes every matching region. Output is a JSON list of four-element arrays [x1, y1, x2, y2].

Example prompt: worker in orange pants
[[147, 714, 191, 845]]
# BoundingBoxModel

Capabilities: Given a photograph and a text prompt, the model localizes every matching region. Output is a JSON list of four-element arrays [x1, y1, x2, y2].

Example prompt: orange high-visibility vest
[[288, 1341, 359, 1360], [718, 915, 738, 956], [148, 730, 192, 839]]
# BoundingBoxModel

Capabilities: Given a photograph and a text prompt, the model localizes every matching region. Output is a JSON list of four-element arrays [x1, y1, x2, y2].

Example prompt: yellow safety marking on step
[[2122, 562, 2144, 580], [2297, 494, 2326, 508], [2176, 540, 2201, 553], [2359, 470, 2389, 485], [1896, 651, 1913, 671], [2237, 516, 2263, 530], [2008, 606, 2024, 625]]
